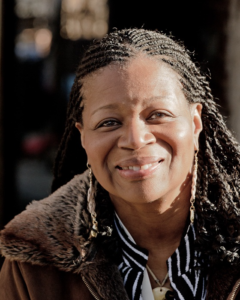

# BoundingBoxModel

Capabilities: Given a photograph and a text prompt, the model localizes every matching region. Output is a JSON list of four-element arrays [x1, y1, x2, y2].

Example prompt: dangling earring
[[190, 151, 198, 224], [87, 163, 99, 239]]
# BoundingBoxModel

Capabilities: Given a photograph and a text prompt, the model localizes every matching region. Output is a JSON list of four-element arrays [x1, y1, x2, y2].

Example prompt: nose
[[118, 119, 156, 150]]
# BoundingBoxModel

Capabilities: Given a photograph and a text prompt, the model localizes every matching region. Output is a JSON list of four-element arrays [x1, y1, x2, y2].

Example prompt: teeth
[[141, 164, 151, 170], [133, 166, 140, 171], [120, 163, 157, 171]]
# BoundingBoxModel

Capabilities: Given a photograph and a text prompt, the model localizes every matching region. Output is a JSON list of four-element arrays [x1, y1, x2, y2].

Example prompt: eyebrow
[[91, 96, 172, 116], [91, 104, 120, 116]]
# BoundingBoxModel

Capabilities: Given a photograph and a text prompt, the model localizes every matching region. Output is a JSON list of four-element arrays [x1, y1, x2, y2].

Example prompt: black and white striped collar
[[114, 214, 148, 300], [114, 213, 207, 300], [169, 221, 196, 275], [114, 214, 148, 271], [114, 213, 196, 273]]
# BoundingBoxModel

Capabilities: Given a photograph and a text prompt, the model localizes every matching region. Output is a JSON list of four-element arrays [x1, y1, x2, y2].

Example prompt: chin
[[114, 185, 165, 205], [100, 174, 170, 204]]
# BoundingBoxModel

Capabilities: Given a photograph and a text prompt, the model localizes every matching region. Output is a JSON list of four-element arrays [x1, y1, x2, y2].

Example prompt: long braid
[[52, 28, 240, 265]]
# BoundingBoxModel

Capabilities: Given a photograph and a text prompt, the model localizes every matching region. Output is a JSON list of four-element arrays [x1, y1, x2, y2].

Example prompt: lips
[[116, 157, 163, 179], [118, 161, 159, 171], [116, 156, 163, 169]]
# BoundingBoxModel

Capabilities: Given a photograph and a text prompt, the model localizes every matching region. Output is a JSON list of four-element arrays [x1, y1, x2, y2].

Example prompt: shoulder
[[0, 171, 91, 274]]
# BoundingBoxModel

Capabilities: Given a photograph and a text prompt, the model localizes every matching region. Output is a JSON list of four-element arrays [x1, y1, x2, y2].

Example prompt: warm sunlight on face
[[76, 55, 202, 207]]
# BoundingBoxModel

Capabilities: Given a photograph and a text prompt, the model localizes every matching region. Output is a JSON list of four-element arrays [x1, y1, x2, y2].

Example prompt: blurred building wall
[[226, 0, 240, 141]]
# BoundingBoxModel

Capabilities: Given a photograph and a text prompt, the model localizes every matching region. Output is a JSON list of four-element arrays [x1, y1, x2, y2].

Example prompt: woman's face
[[76, 55, 202, 205]]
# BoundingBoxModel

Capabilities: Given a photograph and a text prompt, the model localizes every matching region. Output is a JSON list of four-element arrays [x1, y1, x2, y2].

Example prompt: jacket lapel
[[81, 257, 130, 300]]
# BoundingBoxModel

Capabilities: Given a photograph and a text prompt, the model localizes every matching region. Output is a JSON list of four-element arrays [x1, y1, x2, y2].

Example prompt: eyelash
[[97, 119, 121, 128], [96, 111, 170, 129], [148, 111, 169, 120]]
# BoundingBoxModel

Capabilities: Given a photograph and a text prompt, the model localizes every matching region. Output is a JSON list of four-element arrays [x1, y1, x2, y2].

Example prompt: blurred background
[[0, 0, 240, 232]]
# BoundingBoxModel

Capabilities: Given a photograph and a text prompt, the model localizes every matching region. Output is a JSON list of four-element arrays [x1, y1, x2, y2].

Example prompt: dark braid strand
[[52, 28, 240, 266]]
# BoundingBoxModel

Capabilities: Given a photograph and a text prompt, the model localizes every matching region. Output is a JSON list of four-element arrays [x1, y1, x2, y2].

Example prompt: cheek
[[159, 121, 194, 167], [176, 126, 194, 153], [171, 124, 195, 178], [83, 132, 115, 170], [83, 134, 118, 195], [173, 118, 194, 146]]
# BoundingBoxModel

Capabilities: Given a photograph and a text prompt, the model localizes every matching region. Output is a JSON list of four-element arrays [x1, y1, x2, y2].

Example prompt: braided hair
[[52, 28, 240, 265]]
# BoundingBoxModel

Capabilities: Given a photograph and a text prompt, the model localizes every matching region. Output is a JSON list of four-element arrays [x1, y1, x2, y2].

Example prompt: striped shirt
[[114, 215, 207, 300]]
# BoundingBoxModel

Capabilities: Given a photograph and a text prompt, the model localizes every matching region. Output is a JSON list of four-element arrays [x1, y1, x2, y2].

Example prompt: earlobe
[[75, 122, 85, 149], [192, 103, 203, 151], [75, 122, 82, 133]]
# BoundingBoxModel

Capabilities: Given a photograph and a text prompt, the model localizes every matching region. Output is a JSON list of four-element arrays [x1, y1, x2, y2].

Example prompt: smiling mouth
[[116, 160, 162, 171]]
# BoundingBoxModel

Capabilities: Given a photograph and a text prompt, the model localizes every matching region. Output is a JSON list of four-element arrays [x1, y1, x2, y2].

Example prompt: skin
[[76, 54, 202, 289]]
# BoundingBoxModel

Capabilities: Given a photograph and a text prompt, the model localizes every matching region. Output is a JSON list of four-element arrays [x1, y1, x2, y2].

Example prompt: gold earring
[[190, 151, 198, 224], [87, 163, 98, 239]]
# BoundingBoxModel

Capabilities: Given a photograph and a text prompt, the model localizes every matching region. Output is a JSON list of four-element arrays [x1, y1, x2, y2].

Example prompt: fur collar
[[0, 171, 130, 299], [0, 171, 115, 274]]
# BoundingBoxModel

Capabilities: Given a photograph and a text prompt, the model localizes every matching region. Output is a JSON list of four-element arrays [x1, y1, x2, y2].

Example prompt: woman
[[1, 28, 240, 300]]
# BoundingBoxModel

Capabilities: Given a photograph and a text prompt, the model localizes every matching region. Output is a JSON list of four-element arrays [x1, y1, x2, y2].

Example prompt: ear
[[75, 122, 85, 149], [190, 103, 203, 151]]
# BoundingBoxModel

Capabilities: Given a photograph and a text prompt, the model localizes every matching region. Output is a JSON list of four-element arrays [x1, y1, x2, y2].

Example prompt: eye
[[148, 111, 169, 120], [96, 119, 121, 129]]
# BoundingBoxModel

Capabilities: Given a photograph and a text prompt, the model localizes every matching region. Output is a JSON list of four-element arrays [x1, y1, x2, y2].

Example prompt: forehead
[[81, 55, 183, 102]]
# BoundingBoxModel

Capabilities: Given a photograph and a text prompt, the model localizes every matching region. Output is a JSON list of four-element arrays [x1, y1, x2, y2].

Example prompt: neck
[[114, 194, 190, 250], [110, 179, 192, 278]]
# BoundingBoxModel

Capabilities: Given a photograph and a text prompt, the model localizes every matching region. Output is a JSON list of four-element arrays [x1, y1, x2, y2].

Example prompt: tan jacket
[[0, 172, 240, 300]]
